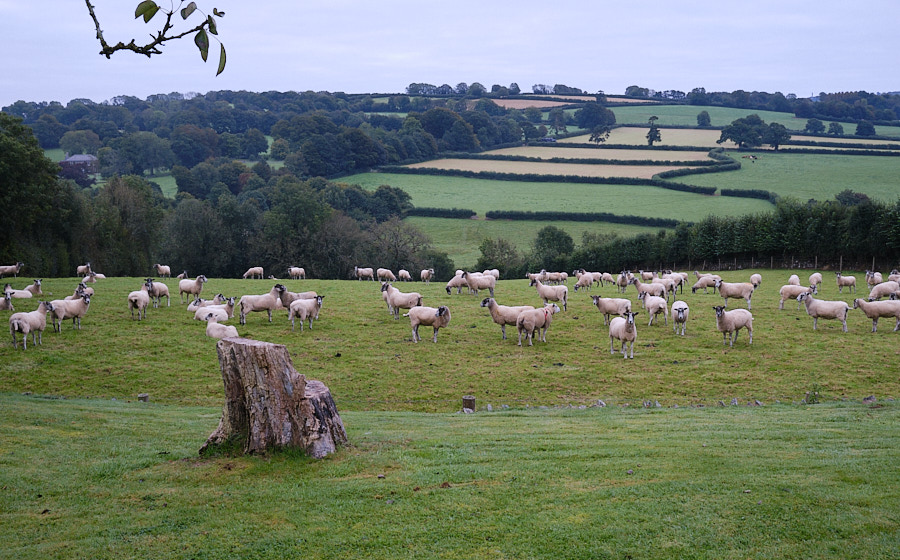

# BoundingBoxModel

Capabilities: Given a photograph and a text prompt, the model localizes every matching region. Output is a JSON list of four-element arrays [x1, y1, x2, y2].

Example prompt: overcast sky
[[1, 0, 897, 108]]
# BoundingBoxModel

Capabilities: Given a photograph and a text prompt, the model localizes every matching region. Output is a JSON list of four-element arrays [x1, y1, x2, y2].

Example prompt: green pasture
[[0, 393, 896, 560], [670, 152, 900, 202], [342, 172, 773, 221], [406, 216, 663, 269]]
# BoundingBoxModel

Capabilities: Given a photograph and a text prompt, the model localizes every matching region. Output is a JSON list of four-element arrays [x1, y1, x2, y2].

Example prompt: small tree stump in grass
[[200, 338, 347, 458], [462, 395, 476, 411]]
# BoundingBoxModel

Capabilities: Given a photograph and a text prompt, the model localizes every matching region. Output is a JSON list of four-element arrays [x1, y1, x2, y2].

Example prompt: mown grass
[[341, 172, 773, 220], [0, 393, 896, 559], [1, 273, 897, 412]]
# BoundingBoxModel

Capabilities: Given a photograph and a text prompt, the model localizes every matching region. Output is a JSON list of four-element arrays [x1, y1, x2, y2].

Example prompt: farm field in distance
[[405, 158, 697, 179], [487, 146, 714, 161]]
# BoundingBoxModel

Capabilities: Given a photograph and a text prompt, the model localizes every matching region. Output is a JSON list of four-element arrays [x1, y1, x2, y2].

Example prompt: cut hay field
[[559, 128, 739, 148], [404, 216, 662, 269], [670, 152, 900, 202], [343, 172, 774, 219], [405, 158, 695, 179], [487, 146, 714, 161], [490, 98, 573, 109]]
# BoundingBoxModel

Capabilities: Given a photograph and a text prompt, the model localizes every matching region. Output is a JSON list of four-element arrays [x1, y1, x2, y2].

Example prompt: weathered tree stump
[[200, 338, 347, 458]]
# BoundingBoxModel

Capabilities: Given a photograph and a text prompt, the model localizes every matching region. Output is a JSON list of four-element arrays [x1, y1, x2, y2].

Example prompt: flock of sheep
[[4, 261, 900, 355]]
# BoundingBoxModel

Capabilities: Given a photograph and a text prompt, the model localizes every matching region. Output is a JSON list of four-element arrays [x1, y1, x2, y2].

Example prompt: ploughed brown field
[[405, 158, 696, 178], [488, 146, 714, 161]]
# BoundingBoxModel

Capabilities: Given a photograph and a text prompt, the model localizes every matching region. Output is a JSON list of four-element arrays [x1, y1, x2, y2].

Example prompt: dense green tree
[[589, 125, 611, 144], [524, 107, 543, 123], [475, 238, 524, 278], [575, 102, 616, 130], [29, 114, 68, 148], [827, 122, 844, 135], [59, 129, 103, 155], [170, 124, 218, 167], [241, 128, 268, 159], [625, 85, 650, 97], [763, 122, 790, 150], [442, 119, 479, 151], [696, 110, 711, 127], [855, 120, 876, 136], [548, 108, 567, 135], [718, 114, 766, 148], [532, 225, 574, 270], [111, 131, 175, 175], [646, 116, 661, 146], [804, 118, 825, 134]]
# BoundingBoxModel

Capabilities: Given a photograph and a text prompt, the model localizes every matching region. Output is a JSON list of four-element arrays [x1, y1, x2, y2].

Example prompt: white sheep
[[867, 281, 900, 301], [615, 271, 631, 293], [0, 292, 13, 312], [714, 279, 755, 310], [889, 269, 900, 284], [194, 297, 236, 322], [127, 281, 151, 321], [420, 268, 434, 283], [278, 288, 319, 311], [76, 262, 92, 276], [288, 295, 325, 332], [445, 273, 468, 295], [18, 279, 42, 297], [608, 311, 638, 359], [9, 300, 54, 349], [49, 293, 92, 331], [590, 295, 631, 325], [354, 266, 375, 281], [671, 300, 689, 336], [462, 271, 496, 297], [4, 282, 33, 299], [797, 292, 850, 332], [516, 303, 561, 346], [651, 277, 676, 300], [788, 274, 800, 286], [204, 313, 239, 339], [852, 298, 900, 332], [483, 268, 500, 279], [176, 270, 188, 280], [691, 276, 718, 294], [242, 266, 264, 279], [629, 277, 666, 303], [808, 272, 822, 290], [377, 268, 397, 282], [187, 293, 226, 312], [179, 275, 208, 304], [480, 297, 534, 341], [288, 266, 306, 280], [381, 282, 423, 319], [712, 306, 753, 347], [638, 293, 669, 326], [65, 283, 92, 300], [866, 270, 884, 288], [404, 305, 451, 343], [153, 264, 171, 278], [600, 272, 616, 287], [398, 269, 412, 282], [779, 284, 815, 310], [0, 262, 24, 278], [238, 284, 286, 325], [835, 272, 856, 293], [749, 273, 762, 288], [531, 279, 568, 311], [145, 278, 170, 308], [573, 273, 594, 292]]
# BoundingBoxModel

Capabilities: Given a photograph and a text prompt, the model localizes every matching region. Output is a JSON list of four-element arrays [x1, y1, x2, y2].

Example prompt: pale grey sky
[[1, 0, 897, 108]]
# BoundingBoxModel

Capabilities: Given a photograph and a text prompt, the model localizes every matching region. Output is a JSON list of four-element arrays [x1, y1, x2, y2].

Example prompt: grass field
[[342, 172, 773, 220], [406, 158, 696, 179]]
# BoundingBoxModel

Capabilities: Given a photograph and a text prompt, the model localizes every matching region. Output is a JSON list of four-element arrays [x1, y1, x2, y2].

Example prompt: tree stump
[[200, 338, 347, 458]]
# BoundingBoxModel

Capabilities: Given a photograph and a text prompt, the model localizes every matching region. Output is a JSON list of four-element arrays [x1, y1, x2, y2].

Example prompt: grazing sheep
[[788, 274, 800, 286], [204, 313, 239, 339], [145, 278, 170, 308], [76, 262, 92, 276], [381, 282, 423, 319], [420, 268, 435, 283], [9, 300, 54, 349], [835, 272, 856, 293], [354, 266, 375, 281], [480, 297, 535, 341], [242, 266, 264, 280], [127, 281, 152, 321], [852, 298, 900, 332], [779, 284, 815, 310], [445, 273, 468, 295], [712, 306, 753, 347], [398, 269, 412, 282], [671, 301, 689, 336], [651, 277, 676, 300], [573, 273, 594, 292], [608, 311, 639, 359], [288, 295, 325, 332], [0, 292, 13, 312], [694, 270, 721, 282], [590, 295, 631, 325], [462, 271, 496, 297], [691, 276, 719, 294], [187, 293, 226, 312], [288, 266, 306, 280], [404, 305, 451, 343], [714, 279, 755, 310], [867, 281, 900, 301], [797, 293, 850, 332], [530, 279, 568, 311], [516, 303, 561, 346], [179, 275, 208, 304], [638, 293, 669, 326], [377, 268, 397, 282], [278, 288, 319, 311], [808, 272, 823, 290], [4, 283, 33, 299], [49, 293, 92, 331], [153, 264, 171, 278], [238, 284, 286, 325], [750, 273, 762, 288], [0, 262, 25, 278], [194, 297, 236, 322]]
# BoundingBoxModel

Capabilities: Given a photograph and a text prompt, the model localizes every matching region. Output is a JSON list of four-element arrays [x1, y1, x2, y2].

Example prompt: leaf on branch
[[207, 15, 218, 35], [195, 29, 210, 62], [216, 44, 227, 76], [180, 2, 197, 19], [213, 8, 225, 16], [134, 1, 160, 23]]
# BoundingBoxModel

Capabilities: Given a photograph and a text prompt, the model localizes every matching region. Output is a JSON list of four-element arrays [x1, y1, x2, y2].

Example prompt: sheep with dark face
[[404, 305, 451, 343], [153, 264, 171, 278], [797, 292, 850, 332], [835, 272, 856, 293], [515, 303, 560, 346], [0, 262, 24, 278], [354, 266, 375, 281], [480, 297, 534, 341], [238, 284, 286, 325], [671, 301, 689, 336], [9, 300, 54, 349], [712, 306, 753, 347], [609, 311, 638, 359], [179, 275, 208, 304], [590, 295, 631, 325], [381, 283, 423, 320]]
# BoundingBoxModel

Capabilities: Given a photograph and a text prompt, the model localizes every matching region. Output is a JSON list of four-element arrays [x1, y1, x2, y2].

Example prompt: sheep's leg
[[872, 318, 878, 333], [747, 327, 752, 344], [411, 325, 419, 343], [290, 315, 296, 332], [266, 310, 273, 322], [813, 317, 818, 330], [841, 318, 847, 332], [627, 340, 633, 359], [432, 327, 439, 343], [500, 324, 507, 340]]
